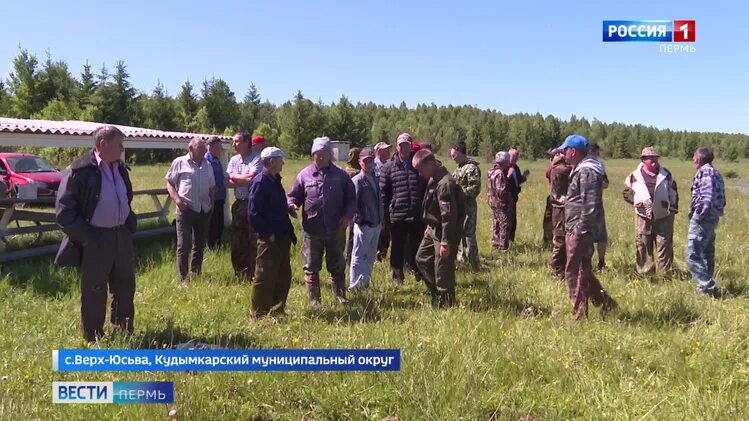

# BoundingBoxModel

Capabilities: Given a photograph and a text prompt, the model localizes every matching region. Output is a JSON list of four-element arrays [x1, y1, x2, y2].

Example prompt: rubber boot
[[331, 272, 349, 304], [305, 273, 321, 308]]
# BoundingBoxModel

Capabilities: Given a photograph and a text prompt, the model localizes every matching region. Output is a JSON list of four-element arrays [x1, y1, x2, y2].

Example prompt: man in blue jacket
[[248, 147, 297, 318]]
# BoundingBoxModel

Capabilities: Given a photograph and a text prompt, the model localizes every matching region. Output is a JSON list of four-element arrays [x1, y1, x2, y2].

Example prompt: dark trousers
[[208, 200, 225, 249], [230, 199, 257, 280], [389, 220, 425, 281], [377, 219, 391, 261], [509, 197, 518, 242], [415, 229, 458, 307], [80, 226, 135, 341], [543, 196, 553, 245], [550, 207, 567, 274], [302, 227, 347, 296], [564, 233, 612, 318], [252, 235, 292, 318], [176, 208, 210, 281]]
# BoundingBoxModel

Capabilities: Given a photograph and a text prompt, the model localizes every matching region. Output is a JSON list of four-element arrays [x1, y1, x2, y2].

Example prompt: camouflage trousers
[[635, 214, 674, 275], [491, 204, 513, 251], [565, 233, 614, 319], [230, 199, 257, 280], [457, 201, 480, 268]]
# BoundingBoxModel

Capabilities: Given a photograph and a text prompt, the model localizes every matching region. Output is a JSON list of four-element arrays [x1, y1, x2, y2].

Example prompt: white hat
[[260, 146, 285, 159], [311, 137, 331, 155]]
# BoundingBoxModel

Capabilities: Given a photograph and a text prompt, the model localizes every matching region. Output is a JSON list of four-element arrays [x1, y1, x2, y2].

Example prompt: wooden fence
[[0, 189, 174, 263]]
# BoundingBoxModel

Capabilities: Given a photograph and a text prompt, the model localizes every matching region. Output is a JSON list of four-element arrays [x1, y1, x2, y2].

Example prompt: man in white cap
[[287, 137, 357, 307], [373, 141, 391, 178], [379, 133, 428, 287], [623, 146, 679, 276], [248, 146, 297, 318]]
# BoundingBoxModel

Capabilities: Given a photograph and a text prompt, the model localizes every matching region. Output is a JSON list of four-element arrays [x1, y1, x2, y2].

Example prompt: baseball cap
[[374, 141, 391, 152], [640, 147, 660, 158], [556, 134, 589, 152], [251, 135, 266, 145], [396, 133, 413, 145], [359, 147, 375, 160], [260, 146, 285, 159]]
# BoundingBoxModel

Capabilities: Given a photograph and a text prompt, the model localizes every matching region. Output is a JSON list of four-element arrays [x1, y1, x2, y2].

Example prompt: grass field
[[1, 156, 749, 420]]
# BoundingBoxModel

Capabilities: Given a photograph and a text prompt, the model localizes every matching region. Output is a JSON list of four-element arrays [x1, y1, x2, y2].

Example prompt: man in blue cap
[[557, 134, 617, 319]]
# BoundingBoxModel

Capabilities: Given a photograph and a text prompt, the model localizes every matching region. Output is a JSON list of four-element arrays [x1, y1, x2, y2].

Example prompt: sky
[[1, 0, 747, 134]]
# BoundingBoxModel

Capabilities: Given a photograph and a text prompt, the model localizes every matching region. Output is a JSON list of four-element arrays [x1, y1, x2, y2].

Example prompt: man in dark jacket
[[248, 147, 297, 318], [54, 125, 137, 342], [507, 148, 530, 242], [379, 133, 428, 287], [557, 135, 617, 320]]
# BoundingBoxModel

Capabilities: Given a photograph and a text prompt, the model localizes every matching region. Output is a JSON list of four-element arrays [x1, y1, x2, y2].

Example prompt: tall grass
[[1, 158, 748, 420]]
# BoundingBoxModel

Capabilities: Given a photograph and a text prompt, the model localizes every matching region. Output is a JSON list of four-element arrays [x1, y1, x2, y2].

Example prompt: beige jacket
[[623, 163, 678, 220]]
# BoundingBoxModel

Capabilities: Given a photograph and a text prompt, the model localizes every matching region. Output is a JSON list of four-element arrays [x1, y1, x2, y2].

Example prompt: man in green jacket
[[413, 149, 462, 308], [450, 141, 481, 269]]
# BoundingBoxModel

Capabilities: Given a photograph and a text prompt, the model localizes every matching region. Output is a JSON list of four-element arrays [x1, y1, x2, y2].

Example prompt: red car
[[0, 153, 62, 198]]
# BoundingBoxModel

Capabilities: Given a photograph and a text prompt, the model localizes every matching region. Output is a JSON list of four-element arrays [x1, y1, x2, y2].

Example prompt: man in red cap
[[227, 132, 266, 281]]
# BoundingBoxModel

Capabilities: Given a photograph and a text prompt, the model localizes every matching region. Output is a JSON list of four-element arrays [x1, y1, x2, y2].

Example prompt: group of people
[[53, 126, 728, 341], [538, 135, 726, 319]]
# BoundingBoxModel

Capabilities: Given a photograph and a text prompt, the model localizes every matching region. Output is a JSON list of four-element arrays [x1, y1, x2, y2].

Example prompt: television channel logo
[[603, 20, 696, 42], [52, 381, 174, 404]]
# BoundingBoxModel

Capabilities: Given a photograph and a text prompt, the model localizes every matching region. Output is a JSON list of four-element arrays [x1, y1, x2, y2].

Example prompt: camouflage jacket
[[452, 158, 481, 202], [565, 156, 604, 237], [423, 166, 462, 246], [487, 165, 513, 211], [549, 156, 572, 208]]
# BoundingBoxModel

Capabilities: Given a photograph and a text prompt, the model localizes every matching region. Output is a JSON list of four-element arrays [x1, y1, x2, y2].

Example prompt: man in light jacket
[[623, 147, 679, 275]]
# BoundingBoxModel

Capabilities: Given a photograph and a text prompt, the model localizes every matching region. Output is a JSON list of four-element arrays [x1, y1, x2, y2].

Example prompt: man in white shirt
[[166, 137, 216, 282]]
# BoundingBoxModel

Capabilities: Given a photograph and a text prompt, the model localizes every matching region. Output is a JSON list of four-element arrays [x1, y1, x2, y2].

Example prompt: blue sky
[[2, 0, 746, 134]]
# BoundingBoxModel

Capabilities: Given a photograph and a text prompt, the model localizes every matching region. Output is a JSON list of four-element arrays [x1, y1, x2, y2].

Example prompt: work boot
[[305, 273, 321, 308], [392, 268, 404, 288], [331, 273, 349, 304], [441, 291, 457, 308]]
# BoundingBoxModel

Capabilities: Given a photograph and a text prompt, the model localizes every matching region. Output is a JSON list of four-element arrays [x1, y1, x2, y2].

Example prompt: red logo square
[[674, 20, 696, 42]]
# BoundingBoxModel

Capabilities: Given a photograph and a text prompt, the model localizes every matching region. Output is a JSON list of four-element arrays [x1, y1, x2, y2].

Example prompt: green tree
[[79, 61, 96, 108], [176, 80, 199, 132], [201, 78, 238, 133], [0, 80, 11, 116], [143, 81, 178, 131], [7, 49, 44, 117], [237, 83, 261, 133], [37, 53, 78, 108], [253, 122, 279, 146], [277, 91, 327, 156], [327, 95, 365, 146]]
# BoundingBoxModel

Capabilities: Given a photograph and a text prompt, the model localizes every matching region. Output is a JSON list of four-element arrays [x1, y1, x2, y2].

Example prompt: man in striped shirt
[[226, 132, 265, 281], [686, 147, 726, 298]]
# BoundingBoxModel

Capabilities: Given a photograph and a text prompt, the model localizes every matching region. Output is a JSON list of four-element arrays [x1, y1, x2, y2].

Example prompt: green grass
[[1, 158, 749, 420]]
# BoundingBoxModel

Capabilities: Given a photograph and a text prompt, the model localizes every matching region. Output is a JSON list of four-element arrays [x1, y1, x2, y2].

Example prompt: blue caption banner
[[52, 381, 174, 404], [602, 20, 673, 42], [53, 349, 401, 372]]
